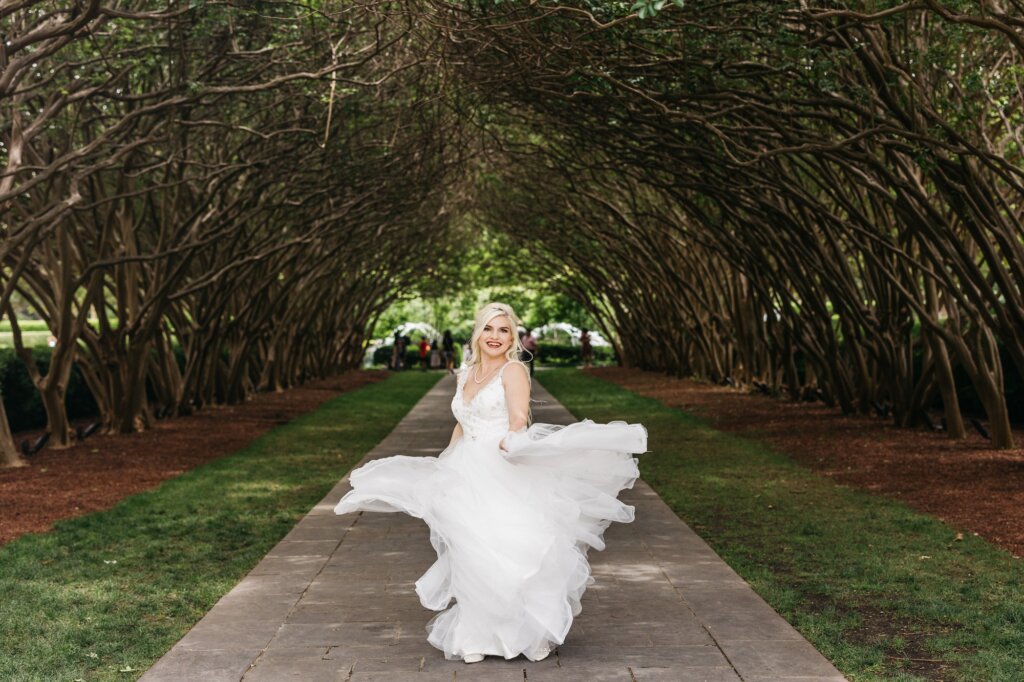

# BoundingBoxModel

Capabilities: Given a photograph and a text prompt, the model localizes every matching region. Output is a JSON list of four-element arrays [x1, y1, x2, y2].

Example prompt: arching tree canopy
[[3, 0, 1024, 463]]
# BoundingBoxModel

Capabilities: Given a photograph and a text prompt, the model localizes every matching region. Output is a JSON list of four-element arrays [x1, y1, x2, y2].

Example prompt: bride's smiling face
[[478, 315, 514, 361]]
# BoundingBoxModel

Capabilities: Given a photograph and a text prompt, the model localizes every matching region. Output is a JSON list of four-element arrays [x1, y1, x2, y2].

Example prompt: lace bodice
[[452, 364, 513, 442]]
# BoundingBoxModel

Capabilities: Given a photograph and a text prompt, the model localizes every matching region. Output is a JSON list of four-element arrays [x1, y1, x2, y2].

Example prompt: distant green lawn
[[538, 369, 1024, 682], [0, 332, 51, 348], [0, 320, 50, 332], [0, 320, 113, 348], [0, 371, 440, 681], [0, 319, 51, 348]]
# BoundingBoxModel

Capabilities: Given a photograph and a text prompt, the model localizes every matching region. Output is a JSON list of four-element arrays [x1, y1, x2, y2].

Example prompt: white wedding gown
[[333, 362, 646, 661]]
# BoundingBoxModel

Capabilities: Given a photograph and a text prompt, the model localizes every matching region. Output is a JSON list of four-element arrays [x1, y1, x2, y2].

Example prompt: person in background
[[579, 328, 593, 369], [393, 331, 406, 371], [520, 328, 539, 376], [419, 336, 430, 370], [442, 330, 456, 373], [430, 338, 442, 369]]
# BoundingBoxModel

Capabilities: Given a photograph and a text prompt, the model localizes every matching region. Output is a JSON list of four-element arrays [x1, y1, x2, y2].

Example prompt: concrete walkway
[[142, 374, 846, 682]]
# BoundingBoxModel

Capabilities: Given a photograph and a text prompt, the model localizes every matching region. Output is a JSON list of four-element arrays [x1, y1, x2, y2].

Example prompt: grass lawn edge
[[0, 371, 442, 681], [537, 368, 1024, 682]]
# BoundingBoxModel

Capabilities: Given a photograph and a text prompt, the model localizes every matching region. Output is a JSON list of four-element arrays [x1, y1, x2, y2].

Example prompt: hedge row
[[788, 344, 1024, 424], [4, 340, 1018, 435], [0, 345, 193, 434], [0, 348, 98, 434], [370, 343, 615, 368]]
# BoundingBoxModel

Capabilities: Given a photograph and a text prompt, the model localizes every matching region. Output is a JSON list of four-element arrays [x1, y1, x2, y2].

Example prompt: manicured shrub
[[534, 343, 615, 366], [373, 342, 463, 368], [371, 342, 613, 367], [0, 347, 99, 433]]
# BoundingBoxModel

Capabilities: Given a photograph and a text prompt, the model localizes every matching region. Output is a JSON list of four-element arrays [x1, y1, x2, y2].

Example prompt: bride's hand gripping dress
[[333, 361, 647, 662]]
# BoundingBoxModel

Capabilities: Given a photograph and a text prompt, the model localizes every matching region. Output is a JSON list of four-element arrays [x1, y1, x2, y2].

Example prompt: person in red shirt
[[419, 337, 430, 370]]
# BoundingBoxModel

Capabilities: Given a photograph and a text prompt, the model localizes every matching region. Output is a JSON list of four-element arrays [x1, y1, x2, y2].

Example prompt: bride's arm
[[448, 422, 463, 447], [500, 362, 531, 450]]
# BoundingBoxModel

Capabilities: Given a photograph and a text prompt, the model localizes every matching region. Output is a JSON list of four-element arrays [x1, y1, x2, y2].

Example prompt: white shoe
[[463, 653, 484, 664]]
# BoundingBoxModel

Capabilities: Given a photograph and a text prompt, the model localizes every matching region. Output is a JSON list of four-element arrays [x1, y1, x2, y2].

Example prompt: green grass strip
[[0, 371, 440, 682], [1, 319, 55, 348], [0, 320, 52, 333], [538, 369, 1024, 682]]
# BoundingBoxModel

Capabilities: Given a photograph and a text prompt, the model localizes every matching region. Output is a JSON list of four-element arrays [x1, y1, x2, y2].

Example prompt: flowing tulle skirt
[[333, 419, 646, 661]]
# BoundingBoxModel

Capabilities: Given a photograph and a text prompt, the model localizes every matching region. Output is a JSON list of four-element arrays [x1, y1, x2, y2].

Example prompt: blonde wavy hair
[[467, 302, 525, 368]]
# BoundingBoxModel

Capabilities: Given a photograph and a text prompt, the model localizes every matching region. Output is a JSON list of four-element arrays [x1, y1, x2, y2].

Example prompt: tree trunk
[[972, 326, 1014, 449], [0, 398, 27, 468], [922, 280, 966, 439], [39, 382, 72, 448], [925, 328, 965, 439]]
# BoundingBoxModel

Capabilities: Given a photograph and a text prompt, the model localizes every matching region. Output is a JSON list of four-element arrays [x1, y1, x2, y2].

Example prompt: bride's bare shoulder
[[500, 360, 530, 383]]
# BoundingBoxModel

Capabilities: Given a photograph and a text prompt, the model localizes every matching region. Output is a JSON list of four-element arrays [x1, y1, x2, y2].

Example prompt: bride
[[334, 302, 647, 663]]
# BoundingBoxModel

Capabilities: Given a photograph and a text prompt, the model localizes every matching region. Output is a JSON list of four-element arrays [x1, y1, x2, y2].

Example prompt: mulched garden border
[[589, 367, 1024, 558], [0, 371, 387, 547]]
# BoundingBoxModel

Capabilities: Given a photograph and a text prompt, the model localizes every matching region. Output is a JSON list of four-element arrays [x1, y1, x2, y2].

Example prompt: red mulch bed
[[0, 371, 386, 548], [589, 367, 1024, 558]]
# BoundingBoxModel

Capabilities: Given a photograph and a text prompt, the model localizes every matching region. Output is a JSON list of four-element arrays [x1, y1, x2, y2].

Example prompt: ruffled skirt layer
[[333, 419, 646, 661]]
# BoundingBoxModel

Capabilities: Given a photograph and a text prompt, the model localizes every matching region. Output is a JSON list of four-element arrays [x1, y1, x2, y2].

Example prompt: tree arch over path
[[447, 0, 1024, 448], [2, 0, 1023, 466]]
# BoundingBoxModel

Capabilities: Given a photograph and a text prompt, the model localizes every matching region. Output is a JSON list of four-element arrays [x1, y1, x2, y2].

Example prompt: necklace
[[472, 362, 503, 384]]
